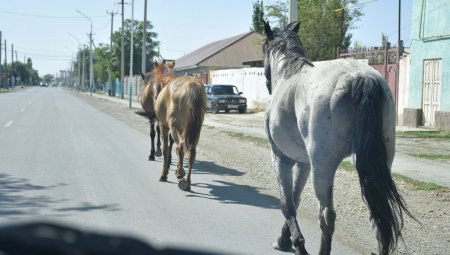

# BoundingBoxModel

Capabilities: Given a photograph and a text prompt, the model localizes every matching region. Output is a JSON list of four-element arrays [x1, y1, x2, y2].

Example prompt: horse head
[[262, 21, 313, 95], [153, 60, 176, 90]]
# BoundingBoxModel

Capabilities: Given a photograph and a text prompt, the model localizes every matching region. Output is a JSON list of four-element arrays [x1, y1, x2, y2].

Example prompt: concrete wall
[[210, 68, 269, 109]]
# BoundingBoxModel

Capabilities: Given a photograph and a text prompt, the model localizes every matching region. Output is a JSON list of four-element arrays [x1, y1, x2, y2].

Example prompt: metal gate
[[422, 59, 442, 126]]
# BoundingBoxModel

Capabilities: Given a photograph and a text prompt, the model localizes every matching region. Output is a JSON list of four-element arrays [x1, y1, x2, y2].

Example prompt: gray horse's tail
[[351, 75, 413, 254], [184, 82, 206, 153]]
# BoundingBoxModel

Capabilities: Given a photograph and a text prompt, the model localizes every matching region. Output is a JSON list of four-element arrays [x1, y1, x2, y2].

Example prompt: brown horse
[[151, 61, 207, 191], [140, 73, 162, 161]]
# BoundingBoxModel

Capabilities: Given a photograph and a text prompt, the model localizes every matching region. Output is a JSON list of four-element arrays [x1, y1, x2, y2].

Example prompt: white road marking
[[5, 121, 13, 128]]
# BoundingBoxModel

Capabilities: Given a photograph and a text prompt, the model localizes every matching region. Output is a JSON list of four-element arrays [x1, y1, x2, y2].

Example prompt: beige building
[[174, 32, 265, 84]]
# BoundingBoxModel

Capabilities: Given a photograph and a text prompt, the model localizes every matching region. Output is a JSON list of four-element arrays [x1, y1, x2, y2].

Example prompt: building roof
[[174, 32, 263, 71]]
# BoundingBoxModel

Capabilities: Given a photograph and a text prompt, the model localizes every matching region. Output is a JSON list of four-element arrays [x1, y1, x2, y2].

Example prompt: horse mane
[[264, 28, 314, 79]]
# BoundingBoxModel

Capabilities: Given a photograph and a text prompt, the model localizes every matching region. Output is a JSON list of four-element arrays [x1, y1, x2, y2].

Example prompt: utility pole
[[119, 0, 126, 99], [82, 45, 86, 91], [107, 10, 117, 96], [11, 43, 13, 87], [0, 32, 2, 89], [4, 40, 7, 89], [129, 0, 134, 108], [69, 33, 81, 90], [288, 0, 298, 23], [396, 0, 402, 124], [141, 0, 147, 74], [76, 9, 94, 96]]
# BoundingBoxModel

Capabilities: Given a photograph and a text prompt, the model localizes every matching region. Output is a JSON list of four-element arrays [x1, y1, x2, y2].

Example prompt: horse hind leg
[[149, 121, 156, 161], [273, 156, 310, 255], [175, 142, 185, 180], [159, 125, 170, 182], [178, 146, 196, 192], [274, 161, 311, 254], [155, 121, 162, 157], [312, 165, 337, 255]]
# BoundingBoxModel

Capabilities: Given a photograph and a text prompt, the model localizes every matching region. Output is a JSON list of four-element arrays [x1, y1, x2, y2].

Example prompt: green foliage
[[43, 74, 54, 83], [265, 0, 288, 28], [1, 58, 40, 86], [112, 19, 160, 77], [251, 1, 265, 33], [72, 19, 159, 85], [297, 0, 362, 61]]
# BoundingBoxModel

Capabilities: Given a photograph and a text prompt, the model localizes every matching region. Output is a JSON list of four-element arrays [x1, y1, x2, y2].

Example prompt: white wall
[[398, 54, 410, 126], [210, 68, 269, 109]]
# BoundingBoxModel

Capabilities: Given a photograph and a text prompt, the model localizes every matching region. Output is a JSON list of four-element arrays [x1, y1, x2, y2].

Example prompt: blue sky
[[0, 0, 412, 76]]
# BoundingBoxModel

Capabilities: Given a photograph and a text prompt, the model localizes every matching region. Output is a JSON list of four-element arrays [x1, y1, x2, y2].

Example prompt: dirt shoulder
[[72, 91, 449, 255]]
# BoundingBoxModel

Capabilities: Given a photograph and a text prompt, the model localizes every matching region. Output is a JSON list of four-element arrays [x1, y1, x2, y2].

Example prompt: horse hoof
[[176, 168, 186, 179], [149, 155, 155, 161], [272, 237, 293, 252], [159, 176, 167, 182], [178, 178, 191, 191], [155, 150, 162, 157]]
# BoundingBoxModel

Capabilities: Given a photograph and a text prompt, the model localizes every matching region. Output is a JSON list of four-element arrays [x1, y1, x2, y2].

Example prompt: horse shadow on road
[[184, 160, 279, 210]]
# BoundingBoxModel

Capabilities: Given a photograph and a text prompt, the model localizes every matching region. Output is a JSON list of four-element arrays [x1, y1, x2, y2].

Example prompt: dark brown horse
[[151, 61, 207, 191], [140, 73, 162, 161]]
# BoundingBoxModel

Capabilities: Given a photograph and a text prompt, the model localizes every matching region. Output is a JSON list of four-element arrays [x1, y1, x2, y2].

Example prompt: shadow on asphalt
[[0, 173, 63, 217], [181, 160, 279, 210]]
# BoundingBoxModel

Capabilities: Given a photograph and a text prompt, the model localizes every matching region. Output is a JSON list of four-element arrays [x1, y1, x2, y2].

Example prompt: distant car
[[204, 84, 247, 114], [40, 82, 48, 87]]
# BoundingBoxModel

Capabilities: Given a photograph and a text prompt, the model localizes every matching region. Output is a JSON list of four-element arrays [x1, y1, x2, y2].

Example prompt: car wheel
[[225, 109, 230, 113], [211, 103, 219, 114], [238, 107, 247, 114]]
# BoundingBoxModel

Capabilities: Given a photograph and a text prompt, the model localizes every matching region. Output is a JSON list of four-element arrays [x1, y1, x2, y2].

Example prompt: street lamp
[[76, 9, 94, 96]]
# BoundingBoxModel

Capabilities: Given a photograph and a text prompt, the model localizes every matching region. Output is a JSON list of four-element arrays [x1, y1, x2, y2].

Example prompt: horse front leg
[[272, 155, 309, 255], [274, 161, 311, 253], [159, 125, 170, 182]]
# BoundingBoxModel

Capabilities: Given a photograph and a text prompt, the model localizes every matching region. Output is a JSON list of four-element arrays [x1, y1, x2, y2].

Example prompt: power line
[[0, 9, 107, 19]]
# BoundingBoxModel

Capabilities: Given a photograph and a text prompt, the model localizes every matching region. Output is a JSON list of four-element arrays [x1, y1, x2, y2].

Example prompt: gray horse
[[263, 21, 414, 255]]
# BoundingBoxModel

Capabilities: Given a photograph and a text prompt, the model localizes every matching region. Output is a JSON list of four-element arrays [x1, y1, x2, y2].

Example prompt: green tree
[[112, 19, 160, 77], [297, 0, 362, 61], [43, 74, 54, 83], [93, 43, 110, 84], [265, 0, 288, 29], [381, 32, 388, 48], [251, 1, 265, 33]]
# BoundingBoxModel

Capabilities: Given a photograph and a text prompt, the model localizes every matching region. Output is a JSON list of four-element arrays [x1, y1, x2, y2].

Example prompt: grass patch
[[392, 173, 447, 191], [338, 160, 446, 191], [338, 160, 355, 171], [203, 125, 215, 129], [407, 154, 450, 160], [224, 131, 268, 148], [396, 130, 450, 139]]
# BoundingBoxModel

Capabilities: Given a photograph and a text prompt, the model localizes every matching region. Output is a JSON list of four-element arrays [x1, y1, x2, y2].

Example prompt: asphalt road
[[0, 87, 361, 254]]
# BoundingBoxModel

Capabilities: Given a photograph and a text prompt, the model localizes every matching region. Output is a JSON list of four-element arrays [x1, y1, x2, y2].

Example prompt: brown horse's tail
[[184, 82, 207, 153]]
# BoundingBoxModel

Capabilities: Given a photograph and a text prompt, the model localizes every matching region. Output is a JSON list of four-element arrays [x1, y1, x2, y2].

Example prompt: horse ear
[[168, 61, 175, 68], [286, 21, 301, 33], [162, 59, 166, 64], [140, 72, 145, 80], [154, 60, 158, 67], [264, 21, 274, 38]]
